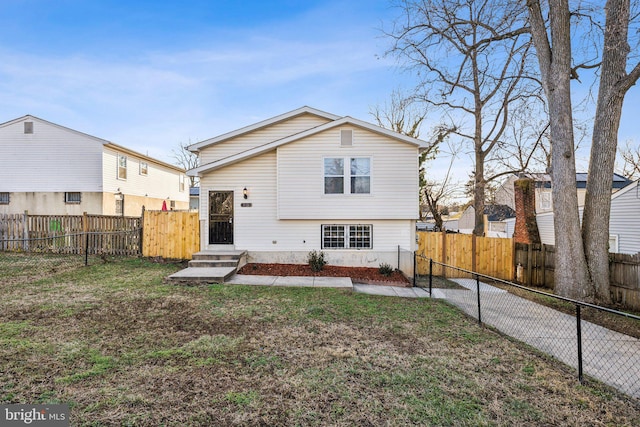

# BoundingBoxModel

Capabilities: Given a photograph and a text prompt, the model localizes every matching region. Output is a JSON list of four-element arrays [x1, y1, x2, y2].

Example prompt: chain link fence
[[0, 230, 142, 285], [415, 254, 640, 399]]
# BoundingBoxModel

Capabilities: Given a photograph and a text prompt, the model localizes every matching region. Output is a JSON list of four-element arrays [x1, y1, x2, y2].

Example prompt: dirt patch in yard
[[238, 263, 411, 286]]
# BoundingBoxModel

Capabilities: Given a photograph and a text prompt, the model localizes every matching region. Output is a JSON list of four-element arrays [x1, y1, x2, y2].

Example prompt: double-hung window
[[118, 155, 127, 180], [322, 224, 372, 249], [324, 157, 370, 194]]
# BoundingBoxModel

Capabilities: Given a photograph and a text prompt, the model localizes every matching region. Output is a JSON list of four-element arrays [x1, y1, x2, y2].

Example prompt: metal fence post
[[476, 274, 482, 325], [412, 251, 417, 287], [429, 258, 433, 296], [576, 304, 584, 384], [84, 231, 89, 266]]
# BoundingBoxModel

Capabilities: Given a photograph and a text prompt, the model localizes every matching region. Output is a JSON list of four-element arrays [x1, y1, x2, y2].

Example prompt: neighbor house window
[[322, 224, 372, 249], [0, 192, 9, 204], [139, 161, 148, 176], [118, 155, 127, 180], [24, 122, 33, 134], [179, 174, 185, 192], [65, 192, 81, 204], [324, 157, 370, 194]]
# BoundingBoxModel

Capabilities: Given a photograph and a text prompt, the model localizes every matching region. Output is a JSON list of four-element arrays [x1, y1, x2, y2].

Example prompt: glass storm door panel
[[209, 191, 234, 244]]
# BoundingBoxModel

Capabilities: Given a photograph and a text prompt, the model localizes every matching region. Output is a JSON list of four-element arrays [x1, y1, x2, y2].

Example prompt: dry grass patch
[[1, 257, 639, 425]]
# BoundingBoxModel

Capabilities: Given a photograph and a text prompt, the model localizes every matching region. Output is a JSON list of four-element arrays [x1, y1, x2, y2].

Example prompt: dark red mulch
[[237, 263, 411, 287]]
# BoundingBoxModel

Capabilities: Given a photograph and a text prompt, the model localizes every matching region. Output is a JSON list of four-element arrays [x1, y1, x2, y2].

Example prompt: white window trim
[[0, 192, 9, 204], [117, 154, 127, 180], [323, 156, 371, 195], [609, 234, 619, 254], [64, 192, 82, 204], [321, 224, 373, 250], [139, 161, 148, 176]]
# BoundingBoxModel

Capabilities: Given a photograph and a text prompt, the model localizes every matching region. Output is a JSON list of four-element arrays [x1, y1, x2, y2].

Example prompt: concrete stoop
[[168, 250, 246, 284]]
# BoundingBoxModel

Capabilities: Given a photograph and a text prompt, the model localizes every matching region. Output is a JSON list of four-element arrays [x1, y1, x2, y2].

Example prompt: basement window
[[321, 224, 372, 249], [65, 192, 81, 204], [0, 192, 9, 204]]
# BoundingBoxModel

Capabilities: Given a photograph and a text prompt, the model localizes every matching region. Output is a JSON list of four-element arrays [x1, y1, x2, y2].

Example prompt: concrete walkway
[[433, 278, 640, 399], [225, 274, 429, 297], [226, 274, 352, 288]]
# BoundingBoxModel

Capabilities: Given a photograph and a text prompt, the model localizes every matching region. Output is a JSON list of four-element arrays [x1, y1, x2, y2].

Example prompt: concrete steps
[[168, 250, 246, 284]]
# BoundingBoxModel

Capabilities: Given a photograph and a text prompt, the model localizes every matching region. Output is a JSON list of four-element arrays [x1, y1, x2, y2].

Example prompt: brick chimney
[[513, 178, 541, 244]]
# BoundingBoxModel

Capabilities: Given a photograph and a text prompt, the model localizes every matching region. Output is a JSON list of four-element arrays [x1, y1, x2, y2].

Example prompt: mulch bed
[[237, 263, 411, 287]]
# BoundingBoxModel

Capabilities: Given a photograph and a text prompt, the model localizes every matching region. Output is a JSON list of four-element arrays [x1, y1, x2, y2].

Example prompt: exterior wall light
[[243, 187, 248, 199]]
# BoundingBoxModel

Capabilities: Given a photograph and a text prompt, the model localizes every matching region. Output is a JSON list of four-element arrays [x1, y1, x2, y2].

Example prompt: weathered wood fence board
[[417, 232, 513, 280], [142, 211, 200, 260], [0, 213, 141, 255]]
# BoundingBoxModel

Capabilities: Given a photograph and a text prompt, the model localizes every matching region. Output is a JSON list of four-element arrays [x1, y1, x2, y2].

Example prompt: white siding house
[[0, 115, 189, 216], [535, 179, 640, 254], [188, 106, 428, 269]]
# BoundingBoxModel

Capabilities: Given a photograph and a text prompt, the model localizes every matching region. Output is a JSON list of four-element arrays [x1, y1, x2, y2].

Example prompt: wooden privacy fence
[[0, 212, 141, 255], [142, 210, 200, 260], [416, 231, 514, 280], [517, 244, 640, 311]]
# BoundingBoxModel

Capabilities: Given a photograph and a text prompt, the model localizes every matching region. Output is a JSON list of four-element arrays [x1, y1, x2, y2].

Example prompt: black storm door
[[209, 191, 234, 244]]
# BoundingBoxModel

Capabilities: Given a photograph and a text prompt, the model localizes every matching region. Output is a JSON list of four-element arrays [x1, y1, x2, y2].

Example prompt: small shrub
[[308, 250, 327, 272], [378, 263, 394, 277]]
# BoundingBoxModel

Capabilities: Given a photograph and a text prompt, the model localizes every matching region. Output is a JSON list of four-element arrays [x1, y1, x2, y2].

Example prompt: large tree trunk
[[527, 0, 593, 300], [473, 149, 486, 236], [582, 0, 632, 304]]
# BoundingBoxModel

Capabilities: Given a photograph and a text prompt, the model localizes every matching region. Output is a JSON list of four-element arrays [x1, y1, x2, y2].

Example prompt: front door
[[209, 191, 234, 244]]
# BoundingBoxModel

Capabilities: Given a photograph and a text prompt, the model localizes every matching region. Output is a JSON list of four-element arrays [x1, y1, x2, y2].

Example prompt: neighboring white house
[[187, 106, 429, 269], [536, 179, 640, 254], [0, 115, 189, 216], [495, 172, 631, 214], [457, 204, 516, 237]]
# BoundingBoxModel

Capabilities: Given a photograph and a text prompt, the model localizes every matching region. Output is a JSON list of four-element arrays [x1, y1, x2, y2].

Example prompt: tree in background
[[527, 0, 640, 302], [172, 141, 199, 188], [385, 0, 544, 236], [618, 141, 640, 180]]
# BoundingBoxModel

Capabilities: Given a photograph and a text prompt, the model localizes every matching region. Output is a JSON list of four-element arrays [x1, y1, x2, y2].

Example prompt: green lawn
[[1, 257, 639, 426]]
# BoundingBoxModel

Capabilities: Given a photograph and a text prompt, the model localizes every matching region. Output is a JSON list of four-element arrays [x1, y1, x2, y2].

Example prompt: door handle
[[229, 218, 233, 224]]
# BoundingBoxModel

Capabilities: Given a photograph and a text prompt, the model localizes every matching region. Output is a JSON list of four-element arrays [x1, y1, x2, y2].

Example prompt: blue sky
[[0, 0, 414, 160], [0, 0, 637, 190]]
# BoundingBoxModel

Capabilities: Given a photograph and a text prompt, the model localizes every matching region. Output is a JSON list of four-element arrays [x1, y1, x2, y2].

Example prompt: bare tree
[[371, 90, 426, 139], [527, 0, 640, 302], [618, 140, 640, 179], [385, 0, 544, 236], [421, 141, 462, 230], [172, 141, 199, 188]]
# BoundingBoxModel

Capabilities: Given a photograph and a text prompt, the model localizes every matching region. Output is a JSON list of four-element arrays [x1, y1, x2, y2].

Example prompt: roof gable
[[187, 106, 341, 152], [0, 114, 185, 173], [189, 113, 430, 176], [0, 114, 111, 145]]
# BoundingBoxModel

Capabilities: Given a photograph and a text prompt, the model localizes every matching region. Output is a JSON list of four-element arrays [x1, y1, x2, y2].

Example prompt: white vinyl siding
[[102, 148, 188, 204], [609, 181, 640, 254], [278, 126, 419, 220], [0, 118, 104, 192], [199, 151, 415, 254], [199, 114, 332, 164], [536, 182, 640, 254]]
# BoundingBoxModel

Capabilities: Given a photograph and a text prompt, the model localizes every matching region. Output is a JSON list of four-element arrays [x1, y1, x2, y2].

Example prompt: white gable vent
[[340, 129, 353, 147], [24, 121, 33, 134]]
